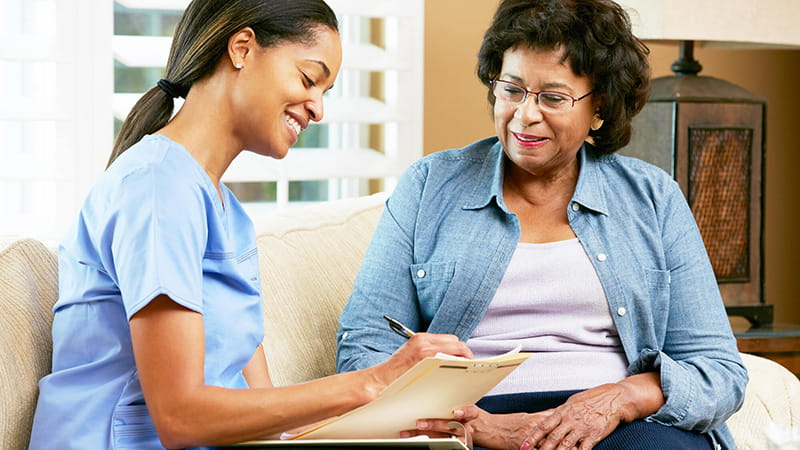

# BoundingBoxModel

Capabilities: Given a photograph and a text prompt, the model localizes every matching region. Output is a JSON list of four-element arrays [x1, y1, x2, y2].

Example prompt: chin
[[264, 139, 293, 159]]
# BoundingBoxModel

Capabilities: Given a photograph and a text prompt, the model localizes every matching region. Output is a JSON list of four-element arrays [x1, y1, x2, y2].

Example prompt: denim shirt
[[336, 137, 747, 449]]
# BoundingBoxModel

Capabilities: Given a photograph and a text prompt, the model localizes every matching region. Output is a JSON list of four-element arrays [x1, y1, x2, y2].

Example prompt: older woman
[[336, 0, 747, 449]]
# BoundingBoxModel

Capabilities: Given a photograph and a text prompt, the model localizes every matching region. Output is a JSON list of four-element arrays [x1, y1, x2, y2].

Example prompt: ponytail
[[107, 87, 177, 167]]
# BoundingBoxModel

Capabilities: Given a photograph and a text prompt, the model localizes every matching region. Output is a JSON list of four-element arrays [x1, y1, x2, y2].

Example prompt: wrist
[[351, 366, 385, 405], [617, 372, 664, 421]]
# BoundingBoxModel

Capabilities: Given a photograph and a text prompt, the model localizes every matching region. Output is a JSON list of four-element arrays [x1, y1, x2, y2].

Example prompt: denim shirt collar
[[573, 145, 610, 216], [463, 140, 609, 216]]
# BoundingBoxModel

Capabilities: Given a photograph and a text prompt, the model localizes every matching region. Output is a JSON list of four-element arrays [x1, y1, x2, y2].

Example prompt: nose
[[514, 93, 544, 124], [305, 91, 325, 123]]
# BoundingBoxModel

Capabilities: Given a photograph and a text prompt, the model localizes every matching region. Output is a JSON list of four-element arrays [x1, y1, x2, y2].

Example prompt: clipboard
[[290, 349, 532, 440]]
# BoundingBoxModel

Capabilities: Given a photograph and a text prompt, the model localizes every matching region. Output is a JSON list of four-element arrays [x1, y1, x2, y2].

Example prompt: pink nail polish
[[520, 442, 531, 450]]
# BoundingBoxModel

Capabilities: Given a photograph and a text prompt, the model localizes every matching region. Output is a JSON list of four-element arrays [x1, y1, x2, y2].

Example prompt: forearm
[[151, 368, 377, 448]]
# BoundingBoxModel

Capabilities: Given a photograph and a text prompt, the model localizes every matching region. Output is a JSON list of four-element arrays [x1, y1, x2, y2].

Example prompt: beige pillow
[[254, 194, 386, 386]]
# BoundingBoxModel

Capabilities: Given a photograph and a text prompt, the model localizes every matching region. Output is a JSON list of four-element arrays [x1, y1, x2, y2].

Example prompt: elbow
[[150, 406, 204, 449]]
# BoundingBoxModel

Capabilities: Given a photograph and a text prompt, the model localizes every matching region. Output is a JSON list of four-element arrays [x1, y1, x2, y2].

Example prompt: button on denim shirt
[[336, 137, 747, 449]]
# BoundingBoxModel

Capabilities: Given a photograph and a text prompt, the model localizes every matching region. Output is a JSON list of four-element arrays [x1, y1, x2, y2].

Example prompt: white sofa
[[1, 193, 798, 449]]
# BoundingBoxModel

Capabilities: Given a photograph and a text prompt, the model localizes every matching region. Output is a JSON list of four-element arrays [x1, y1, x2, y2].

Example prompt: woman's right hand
[[364, 333, 473, 398]]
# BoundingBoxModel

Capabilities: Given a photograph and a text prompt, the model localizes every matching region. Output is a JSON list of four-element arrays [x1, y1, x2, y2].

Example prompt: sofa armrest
[[0, 238, 59, 450], [726, 352, 800, 450]]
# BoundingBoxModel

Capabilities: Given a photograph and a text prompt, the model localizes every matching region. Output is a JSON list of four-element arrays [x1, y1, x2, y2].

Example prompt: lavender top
[[468, 239, 628, 395]]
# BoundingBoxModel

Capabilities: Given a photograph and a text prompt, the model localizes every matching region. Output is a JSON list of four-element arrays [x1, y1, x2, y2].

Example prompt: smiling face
[[494, 45, 596, 178], [230, 26, 342, 159]]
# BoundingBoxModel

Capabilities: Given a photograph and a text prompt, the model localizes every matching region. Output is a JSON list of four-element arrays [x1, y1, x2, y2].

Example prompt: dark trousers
[[474, 391, 713, 450]]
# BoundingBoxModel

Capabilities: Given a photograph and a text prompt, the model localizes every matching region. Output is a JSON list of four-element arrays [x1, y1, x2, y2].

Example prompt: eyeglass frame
[[490, 79, 593, 112]]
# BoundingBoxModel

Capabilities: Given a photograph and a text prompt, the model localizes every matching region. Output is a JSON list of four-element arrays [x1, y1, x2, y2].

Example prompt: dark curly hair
[[477, 0, 650, 154]]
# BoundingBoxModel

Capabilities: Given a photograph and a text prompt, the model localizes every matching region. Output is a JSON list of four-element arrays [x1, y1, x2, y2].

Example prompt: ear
[[227, 27, 257, 70]]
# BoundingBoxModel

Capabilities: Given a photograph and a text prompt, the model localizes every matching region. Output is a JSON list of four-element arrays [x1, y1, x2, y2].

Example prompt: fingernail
[[520, 442, 531, 450], [417, 420, 429, 429], [453, 409, 463, 418]]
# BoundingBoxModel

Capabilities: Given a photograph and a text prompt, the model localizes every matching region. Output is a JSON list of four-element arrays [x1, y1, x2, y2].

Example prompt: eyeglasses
[[490, 79, 592, 113]]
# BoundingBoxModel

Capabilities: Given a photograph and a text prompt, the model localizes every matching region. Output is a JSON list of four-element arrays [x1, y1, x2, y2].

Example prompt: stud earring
[[235, 62, 243, 69]]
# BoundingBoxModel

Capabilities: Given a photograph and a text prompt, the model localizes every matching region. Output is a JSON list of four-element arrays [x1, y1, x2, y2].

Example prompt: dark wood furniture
[[732, 322, 800, 378]]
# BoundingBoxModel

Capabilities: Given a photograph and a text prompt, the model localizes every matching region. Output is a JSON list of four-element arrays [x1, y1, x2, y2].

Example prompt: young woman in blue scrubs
[[29, 1, 472, 448]]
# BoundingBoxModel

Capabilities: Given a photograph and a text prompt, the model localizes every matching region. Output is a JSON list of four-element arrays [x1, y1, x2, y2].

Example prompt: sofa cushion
[[0, 238, 58, 450], [254, 194, 387, 386], [726, 352, 800, 449]]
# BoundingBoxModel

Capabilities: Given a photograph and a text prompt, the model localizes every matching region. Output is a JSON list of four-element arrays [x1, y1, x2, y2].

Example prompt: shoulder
[[592, 152, 680, 200], [407, 136, 499, 178], [106, 135, 206, 188], [87, 136, 213, 219]]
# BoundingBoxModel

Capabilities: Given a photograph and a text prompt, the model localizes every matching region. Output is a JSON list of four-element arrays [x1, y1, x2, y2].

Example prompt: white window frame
[[1, 0, 113, 240]]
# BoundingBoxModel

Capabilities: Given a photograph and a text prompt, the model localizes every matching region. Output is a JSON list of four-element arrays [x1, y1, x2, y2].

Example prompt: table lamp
[[616, 0, 800, 326]]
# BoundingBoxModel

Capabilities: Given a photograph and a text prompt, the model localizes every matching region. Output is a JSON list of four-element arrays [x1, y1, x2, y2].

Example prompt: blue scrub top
[[30, 135, 265, 449]]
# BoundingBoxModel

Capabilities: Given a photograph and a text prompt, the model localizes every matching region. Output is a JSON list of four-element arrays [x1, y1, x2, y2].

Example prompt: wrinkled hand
[[401, 405, 537, 449], [517, 384, 632, 450], [406, 373, 663, 450], [521, 374, 663, 450]]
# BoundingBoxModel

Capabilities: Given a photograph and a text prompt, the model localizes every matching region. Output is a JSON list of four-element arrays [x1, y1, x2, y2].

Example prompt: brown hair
[[477, 0, 650, 154], [108, 0, 339, 167]]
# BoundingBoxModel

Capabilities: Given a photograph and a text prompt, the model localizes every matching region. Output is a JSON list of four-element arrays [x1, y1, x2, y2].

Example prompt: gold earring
[[590, 116, 604, 131]]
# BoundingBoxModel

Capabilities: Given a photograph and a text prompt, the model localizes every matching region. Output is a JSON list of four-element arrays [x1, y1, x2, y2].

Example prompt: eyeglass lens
[[492, 80, 575, 112]]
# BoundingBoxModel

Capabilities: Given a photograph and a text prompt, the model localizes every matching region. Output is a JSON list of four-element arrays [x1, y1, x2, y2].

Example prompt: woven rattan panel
[[688, 128, 752, 282]]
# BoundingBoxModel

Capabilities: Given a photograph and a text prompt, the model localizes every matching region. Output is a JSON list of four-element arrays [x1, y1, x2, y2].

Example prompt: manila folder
[[292, 351, 531, 440]]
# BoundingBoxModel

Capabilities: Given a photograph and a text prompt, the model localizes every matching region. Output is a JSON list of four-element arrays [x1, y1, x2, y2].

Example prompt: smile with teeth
[[286, 114, 303, 136], [512, 132, 547, 142]]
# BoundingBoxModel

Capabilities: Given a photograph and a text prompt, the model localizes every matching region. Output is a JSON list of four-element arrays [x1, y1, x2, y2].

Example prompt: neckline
[[517, 238, 579, 249]]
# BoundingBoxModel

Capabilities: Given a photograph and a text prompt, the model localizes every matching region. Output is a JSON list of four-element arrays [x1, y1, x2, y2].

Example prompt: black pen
[[383, 315, 416, 339]]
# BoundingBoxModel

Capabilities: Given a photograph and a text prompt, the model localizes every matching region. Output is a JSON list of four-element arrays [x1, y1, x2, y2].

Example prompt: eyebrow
[[500, 73, 571, 91], [307, 59, 331, 78]]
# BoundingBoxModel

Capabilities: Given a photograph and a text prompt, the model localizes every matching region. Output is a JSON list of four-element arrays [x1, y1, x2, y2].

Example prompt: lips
[[511, 131, 549, 146]]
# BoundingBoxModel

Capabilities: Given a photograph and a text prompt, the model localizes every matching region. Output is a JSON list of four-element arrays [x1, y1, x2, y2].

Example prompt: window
[[0, 0, 113, 239], [0, 0, 423, 238]]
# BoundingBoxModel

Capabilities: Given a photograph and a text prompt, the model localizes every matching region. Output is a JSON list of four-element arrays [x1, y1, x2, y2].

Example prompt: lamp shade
[[616, 0, 800, 49]]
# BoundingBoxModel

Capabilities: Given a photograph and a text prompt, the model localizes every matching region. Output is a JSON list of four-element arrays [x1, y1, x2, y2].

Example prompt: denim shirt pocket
[[410, 261, 456, 322], [112, 404, 162, 449], [644, 268, 671, 329]]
